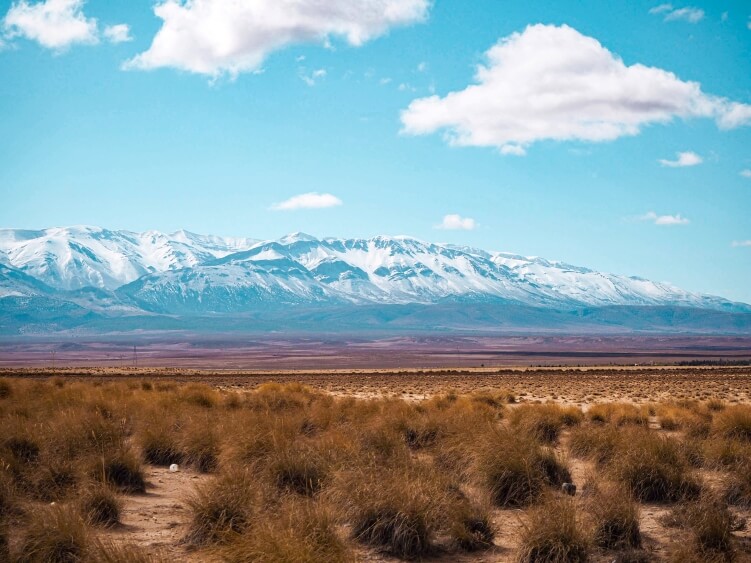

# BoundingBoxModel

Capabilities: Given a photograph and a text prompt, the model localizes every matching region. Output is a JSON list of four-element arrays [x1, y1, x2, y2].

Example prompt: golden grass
[[0, 377, 749, 561]]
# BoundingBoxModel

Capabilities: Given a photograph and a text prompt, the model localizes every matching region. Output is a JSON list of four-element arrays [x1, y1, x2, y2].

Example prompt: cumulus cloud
[[271, 192, 342, 211], [649, 4, 704, 23], [436, 214, 476, 230], [3, 0, 98, 49], [103, 23, 131, 44], [638, 211, 690, 226], [732, 240, 751, 247], [124, 0, 430, 77], [659, 151, 703, 167], [400, 25, 751, 154], [740, 169, 751, 178]]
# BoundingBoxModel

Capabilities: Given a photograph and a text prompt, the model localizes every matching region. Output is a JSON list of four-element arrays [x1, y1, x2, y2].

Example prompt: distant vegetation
[[0, 377, 750, 561]]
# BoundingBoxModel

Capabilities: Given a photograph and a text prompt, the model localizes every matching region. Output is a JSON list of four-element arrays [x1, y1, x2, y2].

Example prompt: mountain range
[[1, 226, 749, 335]]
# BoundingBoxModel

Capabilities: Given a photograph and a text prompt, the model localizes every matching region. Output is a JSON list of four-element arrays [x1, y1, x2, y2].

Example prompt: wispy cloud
[[659, 151, 703, 167], [740, 169, 751, 178], [649, 4, 705, 23], [103, 23, 131, 44], [300, 68, 326, 86], [271, 192, 342, 211], [638, 211, 690, 226], [436, 214, 476, 230], [401, 25, 751, 155], [732, 240, 751, 247]]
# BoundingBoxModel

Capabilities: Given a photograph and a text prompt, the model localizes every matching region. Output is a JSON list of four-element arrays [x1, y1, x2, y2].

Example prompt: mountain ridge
[[0, 226, 749, 335]]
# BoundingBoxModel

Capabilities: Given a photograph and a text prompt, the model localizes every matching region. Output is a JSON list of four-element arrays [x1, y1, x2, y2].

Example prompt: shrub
[[517, 497, 589, 563], [140, 423, 184, 466], [221, 500, 349, 563], [96, 448, 146, 493], [88, 539, 168, 563], [448, 501, 495, 551], [17, 504, 89, 563], [184, 469, 257, 546], [476, 429, 571, 507], [589, 485, 641, 549], [713, 406, 751, 441], [270, 447, 328, 496], [0, 379, 11, 399], [610, 430, 701, 503], [664, 495, 737, 560], [81, 483, 122, 527], [332, 464, 455, 558], [181, 422, 220, 473], [568, 425, 620, 465]]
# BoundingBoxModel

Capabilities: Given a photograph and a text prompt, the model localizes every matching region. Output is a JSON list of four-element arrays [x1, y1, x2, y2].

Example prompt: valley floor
[[1, 367, 751, 562]]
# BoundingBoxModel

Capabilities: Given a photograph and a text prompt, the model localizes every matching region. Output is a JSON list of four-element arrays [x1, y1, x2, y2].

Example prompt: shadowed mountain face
[[0, 226, 749, 335]]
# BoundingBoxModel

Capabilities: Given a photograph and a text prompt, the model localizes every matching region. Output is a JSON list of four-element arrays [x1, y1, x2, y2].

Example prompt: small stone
[[562, 483, 577, 496], [169, 463, 179, 472]]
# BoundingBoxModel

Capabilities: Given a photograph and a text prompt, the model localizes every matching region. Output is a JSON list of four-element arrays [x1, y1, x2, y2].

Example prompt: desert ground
[[1, 364, 751, 562]]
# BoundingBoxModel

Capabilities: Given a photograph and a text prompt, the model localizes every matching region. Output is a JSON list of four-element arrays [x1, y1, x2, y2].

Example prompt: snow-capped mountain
[[0, 226, 257, 291], [0, 227, 747, 332]]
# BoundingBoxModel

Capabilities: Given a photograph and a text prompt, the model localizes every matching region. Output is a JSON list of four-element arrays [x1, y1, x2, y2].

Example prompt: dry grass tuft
[[588, 484, 641, 550], [517, 496, 589, 563], [477, 428, 571, 507], [80, 483, 122, 527], [184, 469, 257, 546], [221, 499, 350, 563], [17, 504, 89, 563]]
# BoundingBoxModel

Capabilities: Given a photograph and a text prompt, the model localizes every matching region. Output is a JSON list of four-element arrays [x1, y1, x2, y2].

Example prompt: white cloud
[[732, 240, 751, 247], [400, 25, 751, 154], [649, 4, 704, 23], [658, 151, 702, 167], [3, 0, 98, 50], [500, 144, 526, 156], [638, 211, 690, 226], [300, 68, 326, 86], [417, 61, 427, 72], [124, 0, 430, 77], [271, 192, 342, 211], [436, 214, 476, 230], [740, 169, 751, 178], [103, 23, 132, 44], [649, 4, 673, 14]]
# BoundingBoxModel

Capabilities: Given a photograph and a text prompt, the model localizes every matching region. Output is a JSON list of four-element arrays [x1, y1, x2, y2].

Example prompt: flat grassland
[[1, 367, 751, 562]]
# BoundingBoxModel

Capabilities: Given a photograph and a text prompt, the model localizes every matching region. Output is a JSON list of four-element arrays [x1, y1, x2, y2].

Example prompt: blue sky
[[0, 0, 750, 302]]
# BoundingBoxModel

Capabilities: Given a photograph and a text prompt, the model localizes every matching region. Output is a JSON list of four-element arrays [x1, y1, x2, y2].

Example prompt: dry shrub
[[221, 500, 349, 563], [31, 458, 79, 501], [181, 419, 220, 473], [588, 484, 641, 549], [331, 462, 482, 558], [269, 444, 330, 496], [664, 495, 739, 561], [181, 384, 219, 409], [510, 405, 579, 444], [611, 429, 701, 503], [588, 403, 648, 427], [139, 420, 184, 466], [713, 406, 751, 441], [0, 379, 12, 400], [477, 428, 571, 507], [95, 448, 146, 493], [447, 500, 495, 551], [568, 425, 620, 465], [88, 539, 168, 562], [517, 496, 589, 563], [701, 438, 751, 470], [184, 468, 257, 546], [80, 483, 122, 527], [17, 504, 89, 563], [724, 466, 751, 508]]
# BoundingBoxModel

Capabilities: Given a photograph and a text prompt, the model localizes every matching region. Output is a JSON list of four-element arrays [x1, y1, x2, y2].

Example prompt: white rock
[[169, 463, 179, 472]]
